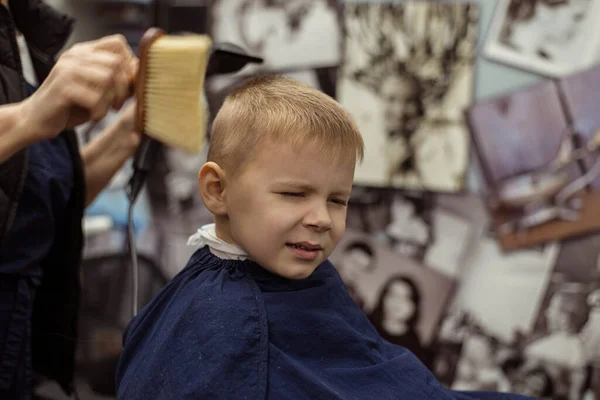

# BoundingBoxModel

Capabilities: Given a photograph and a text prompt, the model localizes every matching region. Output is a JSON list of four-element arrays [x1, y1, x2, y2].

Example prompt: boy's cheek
[[333, 218, 347, 241]]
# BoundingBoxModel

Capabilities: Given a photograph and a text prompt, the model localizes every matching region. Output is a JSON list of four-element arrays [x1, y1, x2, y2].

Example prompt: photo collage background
[[78, 2, 600, 399]]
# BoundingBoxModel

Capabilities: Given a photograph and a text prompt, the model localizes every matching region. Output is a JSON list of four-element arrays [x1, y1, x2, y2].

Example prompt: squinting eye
[[280, 192, 304, 198], [330, 198, 348, 206]]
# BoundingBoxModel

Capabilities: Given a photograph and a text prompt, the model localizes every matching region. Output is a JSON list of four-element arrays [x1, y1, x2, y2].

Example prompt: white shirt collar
[[187, 223, 249, 261]]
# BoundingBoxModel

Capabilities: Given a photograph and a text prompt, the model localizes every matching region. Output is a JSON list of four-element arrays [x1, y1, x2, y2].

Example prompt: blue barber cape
[[116, 246, 532, 400]]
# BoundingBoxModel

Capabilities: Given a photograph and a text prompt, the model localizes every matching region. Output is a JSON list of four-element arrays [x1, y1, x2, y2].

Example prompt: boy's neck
[[214, 215, 236, 245]]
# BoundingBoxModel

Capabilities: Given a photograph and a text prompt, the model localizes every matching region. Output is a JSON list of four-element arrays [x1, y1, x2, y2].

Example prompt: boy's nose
[[303, 203, 332, 232]]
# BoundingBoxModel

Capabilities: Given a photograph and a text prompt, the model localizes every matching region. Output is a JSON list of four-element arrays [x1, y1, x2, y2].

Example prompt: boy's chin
[[273, 262, 319, 280]]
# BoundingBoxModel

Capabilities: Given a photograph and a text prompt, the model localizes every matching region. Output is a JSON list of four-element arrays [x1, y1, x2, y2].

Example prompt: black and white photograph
[[431, 231, 600, 399], [519, 233, 600, 400], [346, 187, 484, 278], [329, 229, 457, 367], [484, 0, 600, 77], [337, 2, 479, 192], [431, 235, 560, 397], [345, 187, 436, 264], [426, 194, 561, 395], [210, 0, 342, 74]]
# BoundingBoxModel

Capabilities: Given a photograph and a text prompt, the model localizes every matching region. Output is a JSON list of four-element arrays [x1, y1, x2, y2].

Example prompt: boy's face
[[223, 139, 355, 279]]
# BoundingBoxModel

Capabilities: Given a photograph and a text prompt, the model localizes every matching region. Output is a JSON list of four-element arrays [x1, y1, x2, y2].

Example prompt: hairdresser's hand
[[81, 101, 141, 206], [19, 34, 137, 143], [82, 100, 141, 170], [113, 100, 141, 157]]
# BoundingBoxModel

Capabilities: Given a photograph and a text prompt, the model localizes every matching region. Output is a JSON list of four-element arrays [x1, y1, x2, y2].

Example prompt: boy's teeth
[[292, 244, 311, 250]]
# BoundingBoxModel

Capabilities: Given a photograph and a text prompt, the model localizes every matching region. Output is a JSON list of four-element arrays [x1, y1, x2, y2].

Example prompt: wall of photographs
[[67, 1, 600, 399]]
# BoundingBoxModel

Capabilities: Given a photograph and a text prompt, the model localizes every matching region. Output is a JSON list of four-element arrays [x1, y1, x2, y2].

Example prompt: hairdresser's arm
[[0, 103, 38, 163], [0, 34, 134, 164], [81, 102, 140, 206]]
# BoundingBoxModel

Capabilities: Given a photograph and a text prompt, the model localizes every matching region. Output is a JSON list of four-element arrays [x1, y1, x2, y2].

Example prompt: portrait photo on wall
[[430, 226, 560, 397], [467, 64, 600, 251], [329, 229, 456, 367], [337, 2, 479, 193], [509, 233, 600, 400], [345, 187, 483, 278], [483, 0, 600, 78], [210, 0, 342, 74]]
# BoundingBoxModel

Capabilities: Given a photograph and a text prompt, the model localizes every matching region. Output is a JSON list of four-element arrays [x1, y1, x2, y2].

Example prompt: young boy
[[115, 75, 532, 399]]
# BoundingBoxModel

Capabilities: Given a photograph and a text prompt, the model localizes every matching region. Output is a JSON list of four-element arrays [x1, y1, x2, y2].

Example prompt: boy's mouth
[[286, 242, 323, 262], [286, 242, 323, 251]]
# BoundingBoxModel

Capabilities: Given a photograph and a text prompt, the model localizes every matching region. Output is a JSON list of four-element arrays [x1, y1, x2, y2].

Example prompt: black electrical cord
[[126, 137, 161, 318], [126, 192, 140, 318]]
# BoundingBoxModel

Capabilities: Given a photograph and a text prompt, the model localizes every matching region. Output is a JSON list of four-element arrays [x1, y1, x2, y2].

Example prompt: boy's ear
[[198, 162, 228, 216]]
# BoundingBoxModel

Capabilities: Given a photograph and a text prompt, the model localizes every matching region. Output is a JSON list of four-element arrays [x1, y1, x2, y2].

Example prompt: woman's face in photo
[[547, 0, 588, 41], [381, 76, 420, 134], [383, 280, 416, 323], [427, 13, 454, 57]]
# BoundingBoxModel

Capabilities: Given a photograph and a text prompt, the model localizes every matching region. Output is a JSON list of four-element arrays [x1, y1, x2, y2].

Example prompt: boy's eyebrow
[[271, 180, 313, 189], [331, 189, 353, 197], [271, 180, 352, 197]]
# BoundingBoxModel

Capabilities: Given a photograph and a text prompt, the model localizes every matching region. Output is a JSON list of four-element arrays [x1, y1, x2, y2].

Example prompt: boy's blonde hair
[[207, 74, 364, 177]]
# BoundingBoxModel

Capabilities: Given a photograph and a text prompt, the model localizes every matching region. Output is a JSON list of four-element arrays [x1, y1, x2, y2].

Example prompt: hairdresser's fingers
[[76, 63, 119, 107], [77, 50, 125, 72], [63, 38, 128, 71], [123, 58, 139, 100], [128, 56, 139, 81], [92, 35, 136, 86], [116, 100, 137, 133], [112, 69, 130, 109], [20, 39, 133, 139], [63, 80, 113, 122], [110, 57, 138, 110], [55, 51, 123, 101], [72, 52, 132, 109], [61, 81, 102, 114], [62, 41, 130, 80], [89, 34, 135, 59], [68, 66, 121, 121], [85, 51, 137, 108], [116, 58, 138, 106], [88, 88, 114, 122], [111, 100, 142, 158], [74, 62, 115, 91]]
